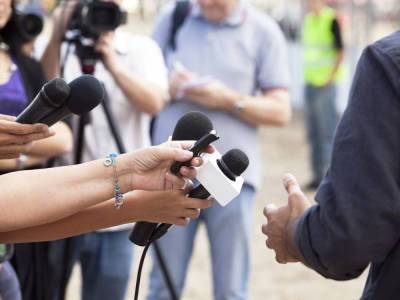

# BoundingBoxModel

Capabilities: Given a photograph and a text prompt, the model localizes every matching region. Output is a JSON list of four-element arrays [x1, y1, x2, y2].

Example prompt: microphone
[[149, 149, 249, 242], [16, 78, 70, 124], [129, 111, 219, 246], [38, 75, 104, 127], [169, 111, 219, 174]]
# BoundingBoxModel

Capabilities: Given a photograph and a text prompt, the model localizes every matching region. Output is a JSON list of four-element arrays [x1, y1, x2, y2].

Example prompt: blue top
[[0, 61, 28, 116], [294, 31, 400, 299], [152, 2, 290, 189]]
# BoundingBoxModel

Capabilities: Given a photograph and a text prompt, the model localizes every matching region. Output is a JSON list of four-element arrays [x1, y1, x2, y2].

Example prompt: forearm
[[27, 122, 73, 157], [0, 155, 46, 171], [41, 38, 61, 80], [109, 67, 167, 115], [219, 89, 291, 126], [0, 192, 143, 243], [0, 154, 133, 232]]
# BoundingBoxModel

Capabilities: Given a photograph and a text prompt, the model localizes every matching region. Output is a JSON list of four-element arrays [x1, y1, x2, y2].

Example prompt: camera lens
[[21, 14, 43, 37]]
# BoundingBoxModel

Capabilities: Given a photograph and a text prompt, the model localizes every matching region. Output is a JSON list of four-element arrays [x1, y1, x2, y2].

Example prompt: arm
[[0, 142, 199, 232], [0, 190, 213, 243], [325, 17, 345, 85], [26, 122, 73, 157], [263, 44, 400, 279], [96, 33, 168, 115]]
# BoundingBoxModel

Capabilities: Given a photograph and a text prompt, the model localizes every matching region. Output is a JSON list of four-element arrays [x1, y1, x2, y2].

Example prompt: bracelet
[[104, 153, 123, 209]]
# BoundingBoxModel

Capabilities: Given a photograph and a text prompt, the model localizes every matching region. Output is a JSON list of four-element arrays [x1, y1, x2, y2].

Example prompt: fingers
[[283, 173, 302, 196], [283, 173, 311, 216], [165, 173, 194, 193], [154, 146, 193, 163], [0, 120, 51, 136], [263, 204, 277, 219]]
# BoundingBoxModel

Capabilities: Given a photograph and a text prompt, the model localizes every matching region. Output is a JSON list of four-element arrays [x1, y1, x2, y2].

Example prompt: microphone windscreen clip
[[170, 130, 219, 174]]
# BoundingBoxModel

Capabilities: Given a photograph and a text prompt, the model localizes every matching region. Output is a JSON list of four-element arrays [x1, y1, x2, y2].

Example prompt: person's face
[[0, 0, 12, 30], [197, 0, 237, 23], [309, 0, 324, 14]]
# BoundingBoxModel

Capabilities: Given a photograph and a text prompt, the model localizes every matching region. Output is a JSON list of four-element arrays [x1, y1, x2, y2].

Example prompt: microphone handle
[[16, 89, 54, 124], [129, 222, 158, 246], [148, 185, 211, 243], [38, 106, 71, 127]]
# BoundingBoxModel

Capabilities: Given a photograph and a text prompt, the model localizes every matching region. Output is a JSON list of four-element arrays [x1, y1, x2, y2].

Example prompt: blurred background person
[[302, 0, 344, 190], [0, 0, 72, 299], [41, 0, 169, 299], [148, 0, 291, 299]]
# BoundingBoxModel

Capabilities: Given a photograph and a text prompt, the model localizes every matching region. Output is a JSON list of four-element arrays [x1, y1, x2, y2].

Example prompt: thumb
[[283, 173, 310, 217]]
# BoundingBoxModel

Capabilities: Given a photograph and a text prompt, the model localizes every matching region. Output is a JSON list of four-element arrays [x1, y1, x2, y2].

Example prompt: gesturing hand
[[261, 174, 311, 264]]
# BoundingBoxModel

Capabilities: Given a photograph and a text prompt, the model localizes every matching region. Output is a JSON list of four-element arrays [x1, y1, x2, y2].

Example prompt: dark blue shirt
[[294, 31, 400, 299]]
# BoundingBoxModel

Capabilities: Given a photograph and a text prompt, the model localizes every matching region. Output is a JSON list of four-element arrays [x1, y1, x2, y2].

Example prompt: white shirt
[[64, 31, 168, 231]]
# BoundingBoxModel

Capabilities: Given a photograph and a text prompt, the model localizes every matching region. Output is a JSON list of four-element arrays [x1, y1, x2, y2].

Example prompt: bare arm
[[0, 142, 199, 232], [24, 122, 73, 157], [216, 88, 291, 127], [107, 67, 167, 115], [0, 190, 213, 243]]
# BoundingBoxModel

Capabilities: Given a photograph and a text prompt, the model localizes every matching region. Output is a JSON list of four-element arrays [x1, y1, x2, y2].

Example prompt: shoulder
[[365, 31, 400, 96], [155, 2, 176, 25], [116, 32, 162, 54], [245, 5, 284, 41]]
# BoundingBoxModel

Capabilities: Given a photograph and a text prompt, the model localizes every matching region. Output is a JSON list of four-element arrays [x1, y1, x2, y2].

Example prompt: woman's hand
[[0, 115, 54, 159], [122, 140, 213, 192], [128, 189, 214, 226]]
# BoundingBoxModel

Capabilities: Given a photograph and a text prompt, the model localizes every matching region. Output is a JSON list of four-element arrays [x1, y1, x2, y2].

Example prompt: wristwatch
[[16, 154, 28, 170]]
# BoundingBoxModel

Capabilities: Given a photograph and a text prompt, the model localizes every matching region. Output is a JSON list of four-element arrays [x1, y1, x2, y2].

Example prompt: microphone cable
[[133, 225, 179, 300], [134, 241, 151, 300]]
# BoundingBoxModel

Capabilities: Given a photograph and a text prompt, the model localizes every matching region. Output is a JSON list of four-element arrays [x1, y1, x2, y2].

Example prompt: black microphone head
[[221, 149, 249, 176], [66, 75, 104, 115], [172, 111, 213, 140], [43, 78, 70, 107]]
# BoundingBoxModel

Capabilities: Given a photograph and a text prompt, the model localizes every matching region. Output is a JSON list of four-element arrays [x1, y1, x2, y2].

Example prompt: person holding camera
[[0, 1, 73, 299], [41, 1, 170, 299]]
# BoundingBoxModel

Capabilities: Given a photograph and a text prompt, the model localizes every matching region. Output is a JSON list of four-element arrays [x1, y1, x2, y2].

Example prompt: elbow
[[267, 104, 292, 127], [275, 106, 292, 126], [146, 92, 168, 116]]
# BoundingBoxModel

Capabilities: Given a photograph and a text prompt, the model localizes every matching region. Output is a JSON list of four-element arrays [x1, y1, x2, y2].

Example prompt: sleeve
[[331, 18, 344, 50], [132, 37, 168, 92], [294, 44, 400, 280], [152, 3, 175, 56], [256, 18, 290, 91]]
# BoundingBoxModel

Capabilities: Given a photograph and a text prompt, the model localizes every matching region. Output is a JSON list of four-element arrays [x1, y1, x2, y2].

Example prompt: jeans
[[304, 84, 338, 181], [0, 262, 21, 300], [147, 185, 255, 300], [68, 230, 134, 300]]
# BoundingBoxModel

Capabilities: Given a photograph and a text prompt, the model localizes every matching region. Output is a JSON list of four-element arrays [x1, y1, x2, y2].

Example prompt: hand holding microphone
[[0, 114, 54, 159]]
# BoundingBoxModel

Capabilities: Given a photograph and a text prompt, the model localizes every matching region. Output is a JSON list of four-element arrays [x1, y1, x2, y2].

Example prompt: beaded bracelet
[[104, 153, 123, 209]]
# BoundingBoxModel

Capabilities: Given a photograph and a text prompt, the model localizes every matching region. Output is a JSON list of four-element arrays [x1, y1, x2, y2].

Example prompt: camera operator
[[0, 1, 73, 299], [41, 1, 170, 299]]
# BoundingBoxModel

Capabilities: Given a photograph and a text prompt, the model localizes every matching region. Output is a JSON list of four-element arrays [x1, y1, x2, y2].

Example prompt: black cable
[[134, 241, 151, 300]]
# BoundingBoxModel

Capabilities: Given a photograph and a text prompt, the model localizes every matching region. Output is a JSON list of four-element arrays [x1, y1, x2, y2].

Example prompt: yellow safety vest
[[303, 7, 343, 86]]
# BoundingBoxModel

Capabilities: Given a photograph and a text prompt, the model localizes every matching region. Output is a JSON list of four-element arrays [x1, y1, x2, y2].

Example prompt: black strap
[[168, 0, 191, 51]]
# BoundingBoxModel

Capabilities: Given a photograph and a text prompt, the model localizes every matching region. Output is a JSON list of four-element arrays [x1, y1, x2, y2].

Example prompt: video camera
[[65, 0, 127, 74]]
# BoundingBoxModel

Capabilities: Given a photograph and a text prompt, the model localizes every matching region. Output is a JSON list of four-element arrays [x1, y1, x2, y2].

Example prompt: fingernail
[[183, 150, 193, 158]]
